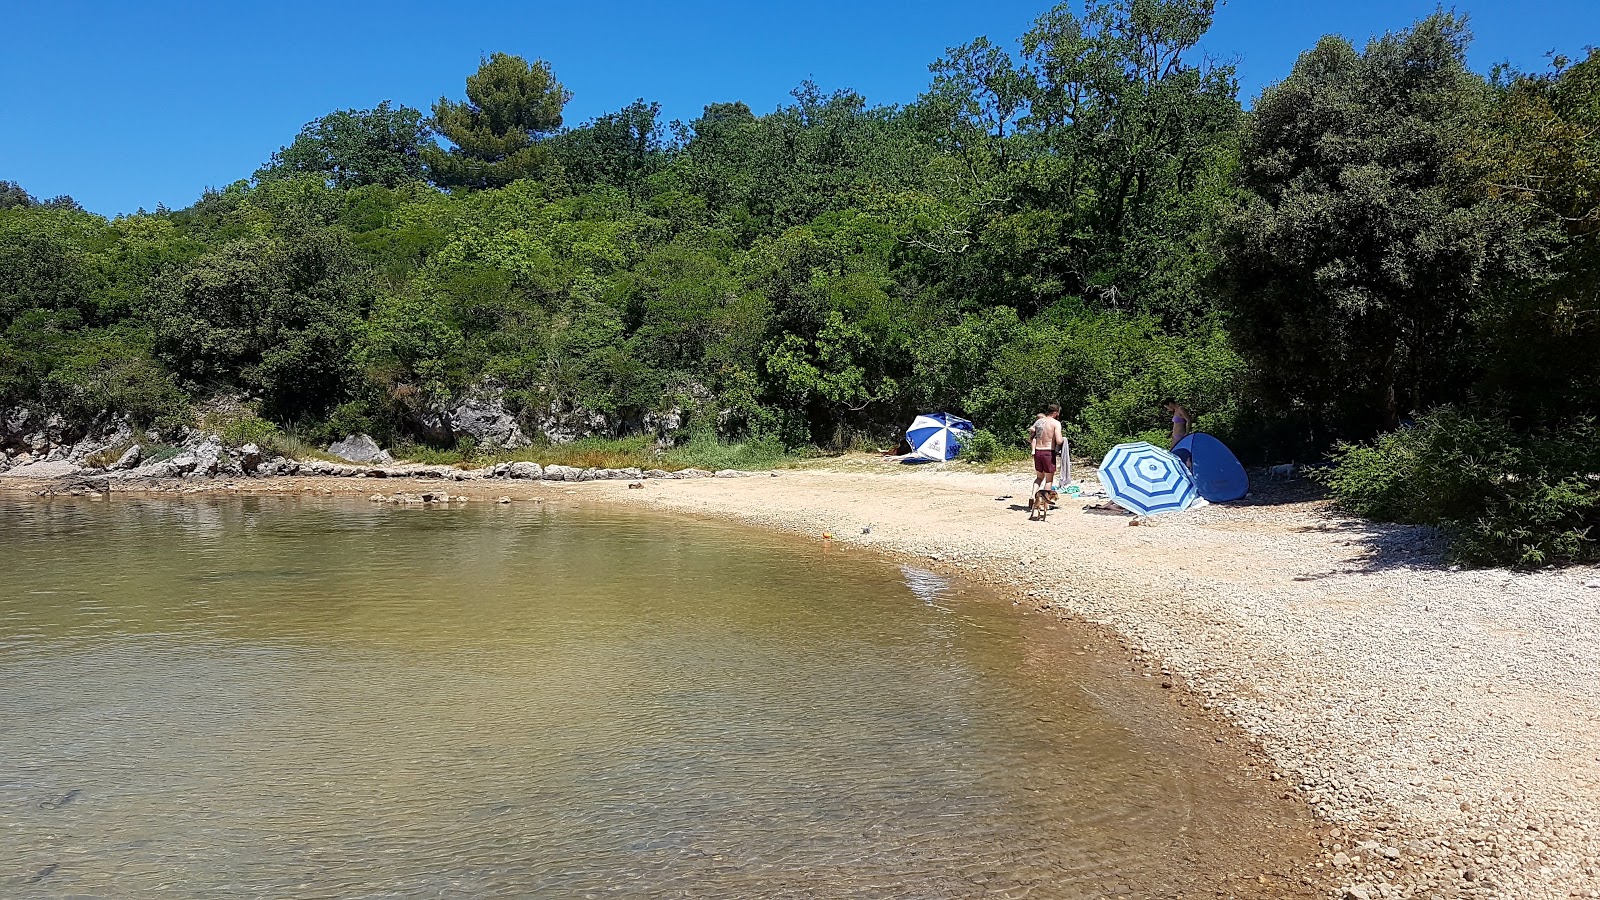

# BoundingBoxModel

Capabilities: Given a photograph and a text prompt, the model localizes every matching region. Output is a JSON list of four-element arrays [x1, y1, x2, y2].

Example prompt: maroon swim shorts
[[1033, 449, 1057, 475]]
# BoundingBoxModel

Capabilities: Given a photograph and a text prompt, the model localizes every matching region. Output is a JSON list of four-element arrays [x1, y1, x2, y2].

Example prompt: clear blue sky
[[4, 1, 1595, 216]]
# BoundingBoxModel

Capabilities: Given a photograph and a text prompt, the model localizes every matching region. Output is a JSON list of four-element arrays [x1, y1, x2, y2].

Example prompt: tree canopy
[[426, 52, 572, 190], [3, 0, 1597, 563]]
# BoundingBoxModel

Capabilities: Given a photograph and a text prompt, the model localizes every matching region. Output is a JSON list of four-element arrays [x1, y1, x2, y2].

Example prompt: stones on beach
[[370, 491, 453, 504], [327, 434, 394, 465], [507, 462, 543, 480], [237, 443, 262, 474], [542, 464, 581, 481]]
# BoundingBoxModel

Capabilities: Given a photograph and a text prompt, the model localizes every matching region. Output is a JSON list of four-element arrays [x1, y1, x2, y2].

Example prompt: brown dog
[[1029, 488, 1059, 521]]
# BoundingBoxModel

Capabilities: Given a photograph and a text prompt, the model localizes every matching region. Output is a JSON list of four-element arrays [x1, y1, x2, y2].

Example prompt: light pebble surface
[[7, 460, 1599, 898], [593, 463, 1600, 900]]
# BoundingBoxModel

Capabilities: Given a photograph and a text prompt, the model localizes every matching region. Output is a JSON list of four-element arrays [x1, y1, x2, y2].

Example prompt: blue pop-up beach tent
[[904, 413, 974, 462], [1173, 432, 1249, 502]]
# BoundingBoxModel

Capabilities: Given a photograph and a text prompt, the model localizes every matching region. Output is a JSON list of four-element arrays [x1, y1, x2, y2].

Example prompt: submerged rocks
[[33, 473, 110, 497], [327, 434, 394, 466]]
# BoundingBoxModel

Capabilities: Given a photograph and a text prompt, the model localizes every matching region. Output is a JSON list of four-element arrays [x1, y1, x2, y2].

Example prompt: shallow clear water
[[0, 497, 1315, 897]]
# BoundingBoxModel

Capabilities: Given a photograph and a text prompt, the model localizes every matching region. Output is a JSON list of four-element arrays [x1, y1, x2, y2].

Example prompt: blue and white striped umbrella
[[905, 413, 975, 462], [1097, 441, 1199, 516]]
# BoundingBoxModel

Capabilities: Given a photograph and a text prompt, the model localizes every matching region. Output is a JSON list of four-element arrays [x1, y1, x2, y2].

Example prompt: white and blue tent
[[904, 413, 975, 462]]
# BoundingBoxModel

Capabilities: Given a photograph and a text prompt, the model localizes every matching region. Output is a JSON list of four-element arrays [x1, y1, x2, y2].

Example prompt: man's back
[[1030, 416, 1061, 450]]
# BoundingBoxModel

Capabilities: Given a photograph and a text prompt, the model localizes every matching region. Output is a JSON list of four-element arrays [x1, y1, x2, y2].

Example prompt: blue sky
[[4, 1, 1595, 216]]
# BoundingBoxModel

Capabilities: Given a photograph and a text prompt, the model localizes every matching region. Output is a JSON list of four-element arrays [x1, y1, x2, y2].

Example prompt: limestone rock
[[445, 392, 530, 450], [0, 459, 82, 480], [543, 464, 581, 481], [327, 434, 394, 465], [110, 445, 143, 471], [507, 462, 543, 480], [643, 469, 672, 479], [237, 443, 263, 474]]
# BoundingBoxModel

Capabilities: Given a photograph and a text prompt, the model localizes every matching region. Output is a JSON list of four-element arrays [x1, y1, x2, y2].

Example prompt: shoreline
[[5, 462, 1599, 898]]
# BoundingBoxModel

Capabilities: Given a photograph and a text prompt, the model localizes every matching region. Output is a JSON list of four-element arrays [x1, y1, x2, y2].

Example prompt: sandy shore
[[6, 458, 1600, 899]]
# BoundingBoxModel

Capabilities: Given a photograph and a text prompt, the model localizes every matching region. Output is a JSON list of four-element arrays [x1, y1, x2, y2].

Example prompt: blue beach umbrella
[[905, 413, 975, 462], [1097, 441, 1199, 516]]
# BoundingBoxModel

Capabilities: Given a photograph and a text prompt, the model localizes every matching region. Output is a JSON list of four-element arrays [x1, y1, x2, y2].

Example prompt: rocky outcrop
[[446, 392, 530, 450], [110, 445, 143, 471], [526, 404, 610, 445], [327, 434, 394, 465], [237, 444, 262, 474]]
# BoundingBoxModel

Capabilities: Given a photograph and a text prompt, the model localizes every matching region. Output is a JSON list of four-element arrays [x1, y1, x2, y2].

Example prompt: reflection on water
[[0, 497, 1316, 898]]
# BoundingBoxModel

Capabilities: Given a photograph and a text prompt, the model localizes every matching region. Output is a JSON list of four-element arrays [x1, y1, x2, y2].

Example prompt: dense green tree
[[426, 53, 572, 190], [0, 180, 33, 210], [0, 208, 105, 330], [258, 102, 432, 189], [1216, 14, 1529, 442], [548, 99, 669, 193], [1469, 50, 1600, 423], [917, 0, 1241, 322], [149, 229, 371, 419]]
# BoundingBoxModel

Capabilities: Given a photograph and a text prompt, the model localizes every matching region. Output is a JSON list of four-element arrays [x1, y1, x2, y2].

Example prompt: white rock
[[507, 462, 543, 480], [327, 434, 394, 465], [110, 445, 143, 471]]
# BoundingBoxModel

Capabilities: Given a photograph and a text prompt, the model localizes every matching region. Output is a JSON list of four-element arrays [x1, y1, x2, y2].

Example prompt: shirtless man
[[1029, 403, 1064, 496]]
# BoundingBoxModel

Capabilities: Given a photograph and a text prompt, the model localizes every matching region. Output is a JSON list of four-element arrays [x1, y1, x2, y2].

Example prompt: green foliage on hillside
[[2, 1, 1597, 564]]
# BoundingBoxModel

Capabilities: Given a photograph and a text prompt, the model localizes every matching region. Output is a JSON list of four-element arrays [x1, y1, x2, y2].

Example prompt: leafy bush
[[210, 412, 282, 448], [665, 432, 788, 471], [958, 428, 1003, 463], [1320, 408, 1600, 566]]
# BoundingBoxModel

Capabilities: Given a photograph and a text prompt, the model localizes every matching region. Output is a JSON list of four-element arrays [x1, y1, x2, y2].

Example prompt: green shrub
[[959, 429, 1003, 463], [665, 432, 788, 471], [218, 414, 282, 448], [1319, 407, 1600, 567]]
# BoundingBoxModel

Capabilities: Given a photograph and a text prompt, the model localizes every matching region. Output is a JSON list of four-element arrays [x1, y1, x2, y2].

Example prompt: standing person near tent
[[1030, 403, 1064, 495], [1161, 400, 1192, 448]]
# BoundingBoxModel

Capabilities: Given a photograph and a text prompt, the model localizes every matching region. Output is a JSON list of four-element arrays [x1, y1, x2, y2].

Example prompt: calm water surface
[[0, 497, 1315, 897]]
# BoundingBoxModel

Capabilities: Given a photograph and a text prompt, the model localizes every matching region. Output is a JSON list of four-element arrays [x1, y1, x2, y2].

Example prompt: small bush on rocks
[[1320, 407, 1600, 567]]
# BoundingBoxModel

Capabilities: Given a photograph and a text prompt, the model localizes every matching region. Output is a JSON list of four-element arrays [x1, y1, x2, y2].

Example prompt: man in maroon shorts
[[1030, 402, 1063, 496]]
